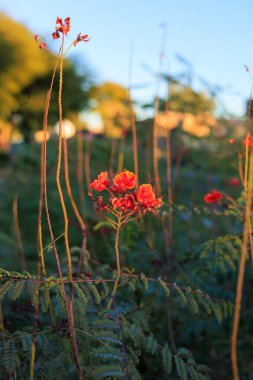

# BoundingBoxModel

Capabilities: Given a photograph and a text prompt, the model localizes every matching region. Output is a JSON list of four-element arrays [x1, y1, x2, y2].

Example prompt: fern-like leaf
[[174, 355, 188, 380], [162, 343, 172, 374], [73, 283, 88, 306], [159, 277, 171, 296]]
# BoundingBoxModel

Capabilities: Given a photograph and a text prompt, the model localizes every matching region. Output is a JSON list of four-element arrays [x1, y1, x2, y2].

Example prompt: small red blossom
[[52, 16, 71, 39], [136, 184, 162, 211], [112, 170, 136, 193], [90, 171, 109, 192], [52, 31, 60, 39], [229, 139, 235, 144], [204, 190, 222, 204], [243, 135, 253, 147], [95, 196, 109, 212], [34, 35, 47, 49], [111, 194, 136, 212], [230, 178, 240, 186], [56, 17, 63, 25], [74, 32, 90, 47]]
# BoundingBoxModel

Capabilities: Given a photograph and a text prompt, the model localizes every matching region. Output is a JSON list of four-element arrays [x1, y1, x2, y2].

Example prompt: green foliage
[[0, 13, 92, 143], [0, 12, 50, 117], [0, 104, 249, 379]]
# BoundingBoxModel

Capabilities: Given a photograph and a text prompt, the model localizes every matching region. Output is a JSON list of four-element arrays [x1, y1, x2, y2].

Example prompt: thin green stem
[[107, 216, 122, 309]]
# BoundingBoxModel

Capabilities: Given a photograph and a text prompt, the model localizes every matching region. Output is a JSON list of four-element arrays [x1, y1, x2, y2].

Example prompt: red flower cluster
[[204, 190, 222, 205], [243, 135, 253, 147], [74, 32, 90, 46], [89, 170, 162, 215], [90, 172, 109, 192], [136, 184, 162, 210], [35, 17, 90, 52], [111, 170, 136, 192], [52, 17, 71, 39], [111, 194, 136, 212], [34, 35, 47, 49]]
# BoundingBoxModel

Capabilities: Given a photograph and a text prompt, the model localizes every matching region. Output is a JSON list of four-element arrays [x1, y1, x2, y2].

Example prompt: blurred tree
[[165, 83, 215, 115], [0, 12, 50, 118], [16, 61, 92, 142], [90, 82, 130, 138], [0, 13, 92, 146], [143, 83, 215, 116]]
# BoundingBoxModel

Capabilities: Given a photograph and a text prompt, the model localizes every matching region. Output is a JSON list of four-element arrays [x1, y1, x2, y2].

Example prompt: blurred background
[[0, 0, 253, 151]]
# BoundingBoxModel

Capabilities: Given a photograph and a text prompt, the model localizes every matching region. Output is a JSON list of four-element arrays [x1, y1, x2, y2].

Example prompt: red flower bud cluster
[[74, 32, 90, 47], [90, 172, 109, 192], [89, 170, 162, 216], [34, 35, 47, 49], [52, 16, 71, 39], [204, 189, 222, 204], [35, 17, 90, 53]]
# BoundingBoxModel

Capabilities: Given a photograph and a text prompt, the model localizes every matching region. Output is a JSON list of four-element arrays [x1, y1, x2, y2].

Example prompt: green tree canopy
[[16, 60, 92, 141], [165, 83, 215, 115], [0, 13, 92, 142], [0, 12, 51, 118], [90, 82, 130, 138]]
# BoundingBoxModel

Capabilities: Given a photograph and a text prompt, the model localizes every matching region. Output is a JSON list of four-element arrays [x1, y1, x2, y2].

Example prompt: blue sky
[[1, 0, 253, 116]]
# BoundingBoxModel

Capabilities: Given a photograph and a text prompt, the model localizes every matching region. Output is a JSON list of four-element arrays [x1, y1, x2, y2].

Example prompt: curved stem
[[13, 195, 27, 271], [63, 136, 88, 271], [231, 149, 253, 379], [107, 217, 121, 309], [56, 38, 83, 380]]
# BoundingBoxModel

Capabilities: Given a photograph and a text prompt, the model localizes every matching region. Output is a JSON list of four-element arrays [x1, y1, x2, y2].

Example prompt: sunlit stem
[[107, 214, 122, 309], [231, 148, 253, 380], [56, 36, 83, 380], [63, 41, 75, 57]]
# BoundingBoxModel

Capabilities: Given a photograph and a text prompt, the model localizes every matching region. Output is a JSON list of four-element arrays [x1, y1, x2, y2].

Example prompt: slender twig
[[117, 133, 125, 173], [109, 139, 117, 177], [231, 149, 253, 380], [128, 41, 139, 186], [107, 215, 122, 309], [63, 136, 88, 271], [56, 38, 83, 380], [84, 139, 91, 188], [29, 263, 41, 380], [153, 24, 167, 194], [231, 69, 253, 380], [13, 196, 28, 271], [76, 131, 85, 211]]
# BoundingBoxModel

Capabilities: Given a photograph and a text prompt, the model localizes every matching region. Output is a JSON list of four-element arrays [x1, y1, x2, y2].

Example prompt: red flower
[[111, 194, 136, 212], [52, 16, 71, 39], [74, 32, 90, 47], [112, 170, 136, 193], [229, 139, 235, 144], [204, 190, 222, 204], [34, 35, 47, 49], [96, 196, 109, 212], [64, 17, 71, 26], [56, 17, 63, 25], [243, 135, 253, 147], [90, 171, 109, 192], [136, 184, 162, 211], [230, 178, 240, 186], [52, 31, 60, 39]]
